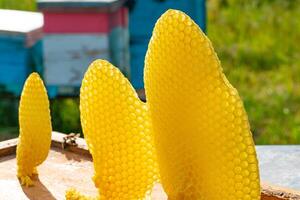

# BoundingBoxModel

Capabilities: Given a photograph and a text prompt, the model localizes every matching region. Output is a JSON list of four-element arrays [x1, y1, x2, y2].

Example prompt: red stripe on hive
[[43, 12, 110, 33]]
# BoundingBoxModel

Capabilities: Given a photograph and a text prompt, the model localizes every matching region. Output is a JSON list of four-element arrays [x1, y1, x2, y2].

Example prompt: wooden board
[[128, 0, 206, 90], [0, 132, 299, 199], [109, 26, 130, 77], [37, 0, 125, 10], [0, 149, 97, 200], [42, 8, 127, 34], [43, 34, 109, 86], [43, 12, 110, 33]]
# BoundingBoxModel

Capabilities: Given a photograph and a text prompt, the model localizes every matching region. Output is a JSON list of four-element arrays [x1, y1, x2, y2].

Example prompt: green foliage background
[[0, 0, 300, 144], [208, 0, 300, 143]]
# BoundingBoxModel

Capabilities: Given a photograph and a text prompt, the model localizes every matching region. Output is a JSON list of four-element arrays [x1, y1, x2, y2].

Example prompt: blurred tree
[[0, 0, 36, 10], [51, 98, 82, 135]]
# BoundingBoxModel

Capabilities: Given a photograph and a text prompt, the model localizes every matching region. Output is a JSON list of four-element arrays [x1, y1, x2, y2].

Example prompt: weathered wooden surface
[[0, 132, 300, 199], [43, 34, 109, 86], [0, 138, 17, 157], [0, 132, 165, 200], [51, 131, 90, 157], [0, 148, 97, 200], [43, 12, 110, 33], [109, 26, 130, 77], [39, 1, 130, 97], [261, 183, 300, 200]]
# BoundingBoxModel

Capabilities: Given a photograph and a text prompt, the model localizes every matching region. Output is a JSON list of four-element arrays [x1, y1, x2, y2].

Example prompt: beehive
[[37, 0, 129, 97], [0, 9, 43, 96], [129, 0, 206, 90]]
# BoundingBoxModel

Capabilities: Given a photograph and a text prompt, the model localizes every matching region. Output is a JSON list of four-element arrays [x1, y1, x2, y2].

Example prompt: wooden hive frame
[[0, 131, 299, 199]]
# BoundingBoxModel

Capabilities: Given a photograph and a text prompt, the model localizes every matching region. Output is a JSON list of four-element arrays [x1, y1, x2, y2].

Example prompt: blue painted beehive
[[129, 0, 206, 90], [0, 9, 43, 96]]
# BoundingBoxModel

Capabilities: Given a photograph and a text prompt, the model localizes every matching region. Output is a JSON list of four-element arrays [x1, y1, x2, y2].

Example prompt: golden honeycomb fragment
[[67, 60, 158, 199], [144, 9, 260, 200], [16, 72, 52, 186]]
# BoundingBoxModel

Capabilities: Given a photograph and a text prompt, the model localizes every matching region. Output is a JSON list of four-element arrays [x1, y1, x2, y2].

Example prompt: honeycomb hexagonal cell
[[16, 72, 52, 187], [144, 9, 260, 200], [75, 59, 159, 199]]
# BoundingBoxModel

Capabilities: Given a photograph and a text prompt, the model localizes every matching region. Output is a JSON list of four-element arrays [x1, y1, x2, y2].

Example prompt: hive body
[[16, 73, 52, 186], [76, 60, 158, 199], [144, 10, 260, 199]]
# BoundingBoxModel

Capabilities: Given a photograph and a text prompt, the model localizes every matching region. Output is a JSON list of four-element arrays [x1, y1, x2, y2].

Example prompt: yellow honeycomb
[[144, 9, 261, 199], [67, 60, 158, 199], [66, 188, 97, 200], [16, 72, 52, 186]]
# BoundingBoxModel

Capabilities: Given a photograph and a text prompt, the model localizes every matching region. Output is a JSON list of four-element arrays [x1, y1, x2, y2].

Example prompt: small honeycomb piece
[[144, 9, 260, 199], [16, 73, 52, 186], [66, 188, 97, 200], [71, 59, 158, 199]]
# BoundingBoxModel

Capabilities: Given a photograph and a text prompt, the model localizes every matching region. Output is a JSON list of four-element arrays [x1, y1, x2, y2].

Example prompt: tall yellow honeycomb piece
[[16, 73, 52, 186], [73, 59, 158, 199], [144, 9, 260, 199]]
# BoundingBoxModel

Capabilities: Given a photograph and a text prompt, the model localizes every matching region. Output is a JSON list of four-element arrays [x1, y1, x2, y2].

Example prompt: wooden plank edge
[[0, 137, 18, 157], [261, 182, 300, 200], [0, 131, 90, 158], [51, 131, 91, 158], [1, 132, 300, 199]]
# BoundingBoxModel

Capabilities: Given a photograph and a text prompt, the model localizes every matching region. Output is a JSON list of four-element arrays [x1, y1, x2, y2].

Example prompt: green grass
[[0, 0, 300, 144], [208, 0, 300, 144]]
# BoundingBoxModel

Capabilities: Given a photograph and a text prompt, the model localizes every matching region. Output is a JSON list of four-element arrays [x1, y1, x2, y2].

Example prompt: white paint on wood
[[43, 34, 109, 86], [0, 9, 43, 34]]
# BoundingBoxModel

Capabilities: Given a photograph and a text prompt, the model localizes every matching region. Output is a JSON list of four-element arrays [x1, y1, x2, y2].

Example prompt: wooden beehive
[[0, 132, 299, 200], [37, 0, 129, 98], [0, 9, 43, 96], [129, 0, 206, 90]]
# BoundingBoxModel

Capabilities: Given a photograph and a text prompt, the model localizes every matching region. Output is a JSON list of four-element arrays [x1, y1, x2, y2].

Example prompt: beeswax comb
[[16, 73, 52, 186], [71, 60, 158, 199], [144, 9, 260, 199]]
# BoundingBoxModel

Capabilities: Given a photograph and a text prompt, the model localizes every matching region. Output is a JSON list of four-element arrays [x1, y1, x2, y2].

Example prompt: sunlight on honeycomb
[[79, 60, 159, 199], [16, 72, 52, 186], [144, 9, 260, 200]]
